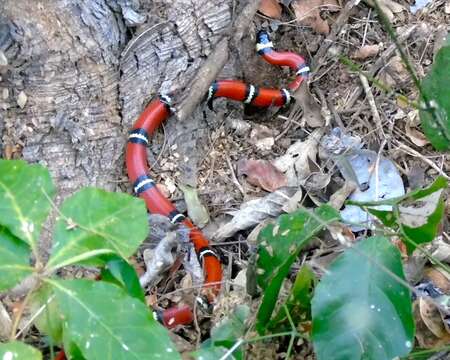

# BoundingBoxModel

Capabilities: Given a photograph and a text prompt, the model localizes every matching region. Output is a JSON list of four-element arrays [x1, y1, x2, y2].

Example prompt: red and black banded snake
[[125, 30, 309, 328]]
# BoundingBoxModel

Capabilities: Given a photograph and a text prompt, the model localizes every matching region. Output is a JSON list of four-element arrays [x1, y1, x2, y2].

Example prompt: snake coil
[[126, 30, 309, 327]]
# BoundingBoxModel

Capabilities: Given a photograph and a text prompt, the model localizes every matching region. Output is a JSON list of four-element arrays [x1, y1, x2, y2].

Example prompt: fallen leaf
[[366, 0, 404, 21], [226, 117, 251, 135], [430, 236, 450, 263], [259, 0, 282, 19], [250, 124, 275, 153], [352, 44, 381, 60], [273, 129, 323, 186], [292, 0, 340, 35], [213, 187, 297, 241], [237, 159, 287, 192], [180, 184, 210, 228], [424, 267, 450, 293], [419, 297, 449, 338], [414, 299, 450, 348], [281, 188, 303, 213], [406, 122, 430, 147], [300, 171, 330, 192]]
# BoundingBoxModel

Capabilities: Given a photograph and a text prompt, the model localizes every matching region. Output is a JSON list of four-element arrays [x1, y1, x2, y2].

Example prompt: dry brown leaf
[[213, 187, 297, 241], [366, 0, 404, 21], [259, 0, 283, 19], [301, 171, 331, 192], [273, 128, 323, 186], [424, 267, 450, 293], [292, 0, 340, 34], [419, 297, 449, 339], [405, 122, 430, 147], [237, 159, 287, 192], [352, 44, 381, 60], [414, 299, 450, 348], [250, 124, 275, 153]]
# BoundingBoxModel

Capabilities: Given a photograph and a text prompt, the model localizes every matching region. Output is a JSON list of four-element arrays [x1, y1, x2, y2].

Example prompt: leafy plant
[[0, 160, 179, 359], [192, 305, 249, 360], [266, 265, 316, 332], [255, 205, 340, 334]]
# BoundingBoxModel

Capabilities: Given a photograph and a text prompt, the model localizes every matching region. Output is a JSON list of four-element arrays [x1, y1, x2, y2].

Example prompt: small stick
[[359, 74, 384, 136], [225, 155, 245, 196], [312, 0, 360, 71], [394, 141, 450, 180], [345, 24, 417, 109]]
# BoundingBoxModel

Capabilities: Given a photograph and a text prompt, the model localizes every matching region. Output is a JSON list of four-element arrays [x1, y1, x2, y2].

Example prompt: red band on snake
[[126, 30, 309, 327]]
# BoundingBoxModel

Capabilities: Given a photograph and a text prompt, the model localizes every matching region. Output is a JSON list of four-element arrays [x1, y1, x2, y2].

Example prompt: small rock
[[0, 51, 7, 66], [17, 91, 27, 109]]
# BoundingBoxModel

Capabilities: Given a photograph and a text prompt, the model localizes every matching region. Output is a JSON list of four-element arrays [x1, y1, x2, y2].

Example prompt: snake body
[[126, 31, 309, 327]]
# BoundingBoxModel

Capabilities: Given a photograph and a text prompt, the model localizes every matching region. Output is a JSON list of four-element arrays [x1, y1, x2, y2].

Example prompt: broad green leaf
[[312, 236, 415, 360], [47, 188, 148, 270], [256, 205, 340, 333], [31, 285, 63, 344], [0, 160, 55, 249], [0, 341, 42, 360], [192, 346, 229, 360], [100, 256, 145, 303], [192, 305, 249, 360], [0, 226, 33, 291], [420, 45, 450, 150], [267, 265, 316, 332], [397, 189, 445, 254], [49, 279, 179, 360]]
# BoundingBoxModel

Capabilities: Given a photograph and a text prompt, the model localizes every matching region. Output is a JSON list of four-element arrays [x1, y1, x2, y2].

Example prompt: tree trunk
[[0, 0, 232, 253]]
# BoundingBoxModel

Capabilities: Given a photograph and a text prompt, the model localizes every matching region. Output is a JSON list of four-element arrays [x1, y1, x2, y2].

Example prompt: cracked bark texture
[[0, 0, 233, 254]]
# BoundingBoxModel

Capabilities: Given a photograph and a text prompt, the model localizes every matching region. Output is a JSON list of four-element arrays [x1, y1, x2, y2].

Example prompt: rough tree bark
[[0, 0, 233, 253]]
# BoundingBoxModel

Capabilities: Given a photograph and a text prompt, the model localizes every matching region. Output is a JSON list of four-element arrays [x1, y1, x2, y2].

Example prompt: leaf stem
[[9, 280, 41, 340]]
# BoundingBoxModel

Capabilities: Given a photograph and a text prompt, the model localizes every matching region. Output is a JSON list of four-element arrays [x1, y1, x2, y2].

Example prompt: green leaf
[[192, 305, 249, 360], [0, 341, 42, 360], [49, 279, 179, 360], [398, 189, 445, 254], [47, 188, 148, 270], [350, 176, 447, 254], [100, 256, 145, 303], [312, 236, 415, 360], [420, 45, 450, 150], [30, 285, 63, 344], [192, 346, 229, 360], [256, 205, 340, 334], [0, 226, 33, 291], [267, 265, 316, 332], [0, 160, 55, 250]]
